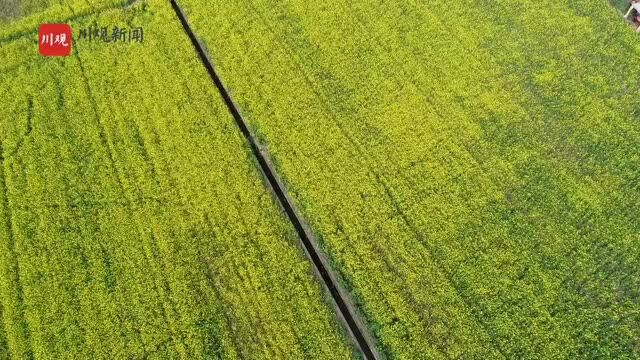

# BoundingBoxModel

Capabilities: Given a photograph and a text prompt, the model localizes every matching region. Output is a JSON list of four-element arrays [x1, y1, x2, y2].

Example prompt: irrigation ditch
[[168, 0, 381, 358]]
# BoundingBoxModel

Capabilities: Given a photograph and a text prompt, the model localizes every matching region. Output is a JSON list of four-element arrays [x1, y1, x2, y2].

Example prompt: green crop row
[[0, 1, 353, 359], [177, 0, 640, 358]]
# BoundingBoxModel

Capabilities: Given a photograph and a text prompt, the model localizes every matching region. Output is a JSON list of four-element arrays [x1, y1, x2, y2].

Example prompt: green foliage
[[2, 0, 639, 359], [178, 0, 640, 358], [0, 1, 353, 359]]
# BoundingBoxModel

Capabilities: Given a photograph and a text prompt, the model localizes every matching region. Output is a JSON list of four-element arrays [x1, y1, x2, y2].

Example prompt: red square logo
[[39, 24, 72, 57]]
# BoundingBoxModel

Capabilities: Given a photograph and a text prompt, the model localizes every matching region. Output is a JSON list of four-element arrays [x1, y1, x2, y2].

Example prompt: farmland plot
[[0, 1, 353, 359], [177, 0, 640, 358]]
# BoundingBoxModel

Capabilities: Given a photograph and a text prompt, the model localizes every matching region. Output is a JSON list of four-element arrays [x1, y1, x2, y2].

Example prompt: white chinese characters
[[40, 33, 70, 47]]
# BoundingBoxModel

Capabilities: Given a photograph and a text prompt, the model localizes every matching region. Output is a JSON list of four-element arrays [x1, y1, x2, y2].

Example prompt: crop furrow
[[198, 213, 245, 359], [0, 144, 33, 359], [74, 49, 186, 355], [377, 172, 507, 357], [74, 51, 129, 199]]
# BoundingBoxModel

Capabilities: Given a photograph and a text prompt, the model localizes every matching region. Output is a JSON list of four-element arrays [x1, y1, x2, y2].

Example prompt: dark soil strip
[[169, 1, 380, 358]]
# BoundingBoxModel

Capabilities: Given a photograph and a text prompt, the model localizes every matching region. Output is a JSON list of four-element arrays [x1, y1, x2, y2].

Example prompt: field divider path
[[169, 1, 381, 358]]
